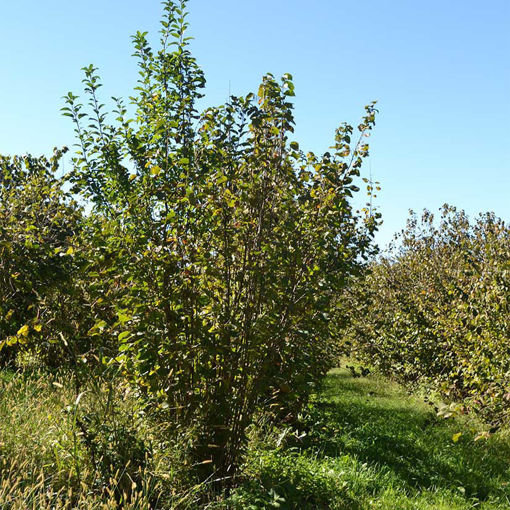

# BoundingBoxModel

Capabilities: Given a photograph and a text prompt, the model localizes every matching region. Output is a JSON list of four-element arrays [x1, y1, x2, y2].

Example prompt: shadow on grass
[[288, 371, 510, 502]]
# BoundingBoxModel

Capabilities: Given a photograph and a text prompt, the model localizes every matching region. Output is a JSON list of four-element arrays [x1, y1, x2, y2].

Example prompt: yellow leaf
[[452, 432, 462, 443], [17, 325, 29, 337], [34, 324, 42, 332], [66, 246, 75, 255]]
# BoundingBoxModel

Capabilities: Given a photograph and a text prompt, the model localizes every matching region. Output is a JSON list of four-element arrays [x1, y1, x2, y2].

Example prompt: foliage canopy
[[58, 0, 379, 478]]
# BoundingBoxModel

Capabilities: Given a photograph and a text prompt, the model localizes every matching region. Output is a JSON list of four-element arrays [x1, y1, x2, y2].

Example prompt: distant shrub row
[[342, 205, 510, 423]]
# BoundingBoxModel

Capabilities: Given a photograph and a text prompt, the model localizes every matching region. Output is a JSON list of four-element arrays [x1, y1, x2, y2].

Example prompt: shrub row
[[342, 206, 510, 422]]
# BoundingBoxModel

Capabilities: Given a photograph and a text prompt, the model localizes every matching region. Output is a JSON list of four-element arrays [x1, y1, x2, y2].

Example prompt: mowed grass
[[0, 367, 509, 509], [225, 366, 510, 509]]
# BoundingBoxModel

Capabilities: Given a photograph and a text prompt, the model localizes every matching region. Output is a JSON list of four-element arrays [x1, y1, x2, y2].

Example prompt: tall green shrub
[[63, 0, 379, 481]]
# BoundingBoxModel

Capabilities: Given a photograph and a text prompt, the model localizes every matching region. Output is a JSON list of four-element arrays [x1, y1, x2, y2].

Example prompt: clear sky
[[1, 0, 508, 246]]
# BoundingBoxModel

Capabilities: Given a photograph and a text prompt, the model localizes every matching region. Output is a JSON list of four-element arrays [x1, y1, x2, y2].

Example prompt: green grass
[[0, 366, 509, 508], [224, 367, 510, 509], [0, 368, 181, 509]]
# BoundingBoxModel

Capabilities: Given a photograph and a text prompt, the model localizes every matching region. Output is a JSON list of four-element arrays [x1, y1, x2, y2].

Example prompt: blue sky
[[1, 0, 508, 246]]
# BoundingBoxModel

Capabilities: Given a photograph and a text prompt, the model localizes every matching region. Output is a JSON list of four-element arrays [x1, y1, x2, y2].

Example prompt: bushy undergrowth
[[0, 151, 81, 366], [0, 152, 120, 374], [342, 206, 510, 423], [0, 369, 196, 509]]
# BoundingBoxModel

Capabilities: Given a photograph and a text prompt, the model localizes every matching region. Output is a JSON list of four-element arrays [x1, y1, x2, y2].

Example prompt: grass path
[[230, 367, 510, 509]]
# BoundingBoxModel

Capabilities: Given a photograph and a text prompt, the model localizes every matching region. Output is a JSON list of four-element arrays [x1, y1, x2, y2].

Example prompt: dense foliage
[[0, 150, 83, 366], [343, 206, 510, 423], [0, 0, 379, 485], [0, 151, 120, 374]]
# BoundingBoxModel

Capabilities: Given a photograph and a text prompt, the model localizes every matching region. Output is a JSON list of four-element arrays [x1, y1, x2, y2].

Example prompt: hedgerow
[[342, 205, 510, 423]]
